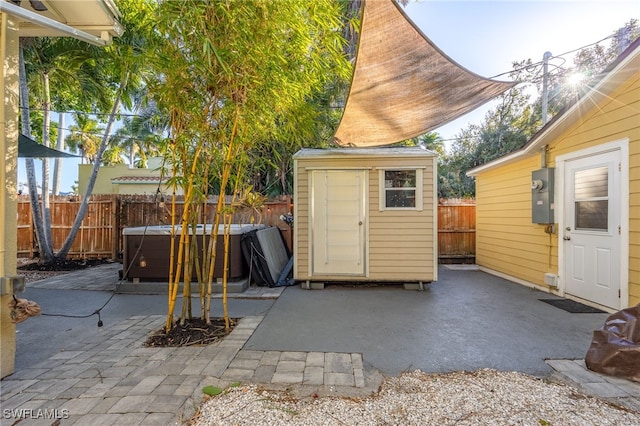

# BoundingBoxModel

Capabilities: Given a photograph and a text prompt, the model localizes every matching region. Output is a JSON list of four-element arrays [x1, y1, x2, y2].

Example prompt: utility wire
[[38, 160, 169, 327], [20, 105, 142, 118], [21, 35, 620, 119], [488, 33, 616, 80]]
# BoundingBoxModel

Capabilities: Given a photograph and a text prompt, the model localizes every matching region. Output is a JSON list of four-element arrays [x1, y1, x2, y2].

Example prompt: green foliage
[[22, 36, 114, 116], [149, 0, 352, 196], [64, 114, 105, 163], [202, 386, 223, 397], [439, 20, 638, 198], [150, 0, 352, 330], [438, 84, 538, 198], [543, 19, 639, 117]]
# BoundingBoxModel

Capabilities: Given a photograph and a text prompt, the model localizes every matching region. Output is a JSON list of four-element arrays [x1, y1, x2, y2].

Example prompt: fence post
[[111, 194, 118, 261]]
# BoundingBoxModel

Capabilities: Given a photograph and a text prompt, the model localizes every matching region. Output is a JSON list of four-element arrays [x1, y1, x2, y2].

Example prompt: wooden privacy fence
[[438, 198, 476, 264], [17, 195, 473, 264], [17, 194, 294, 260], [17, 195, 117, 259]]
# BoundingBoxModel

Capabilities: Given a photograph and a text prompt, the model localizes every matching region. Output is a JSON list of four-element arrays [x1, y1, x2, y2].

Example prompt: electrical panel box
[[531, 168, 555, 224]]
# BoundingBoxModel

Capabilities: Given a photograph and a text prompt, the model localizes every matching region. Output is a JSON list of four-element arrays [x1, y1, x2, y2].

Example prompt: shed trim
[[375, 166, 427, 170], [304, 166, 373, 171], [378, 168, 424, 211], [294, 147, 435, 159]]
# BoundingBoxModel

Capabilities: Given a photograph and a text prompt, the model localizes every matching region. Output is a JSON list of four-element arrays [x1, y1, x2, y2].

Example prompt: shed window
[[380, 169, 423, 210]]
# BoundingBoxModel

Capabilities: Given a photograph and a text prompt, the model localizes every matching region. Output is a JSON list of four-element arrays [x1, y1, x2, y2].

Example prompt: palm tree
[[56, 0, 158, 260], [110, 116, 163, 167], [20, 35, 113, 263], [65, 114, 105, 164], [19, 0, 157, 264]]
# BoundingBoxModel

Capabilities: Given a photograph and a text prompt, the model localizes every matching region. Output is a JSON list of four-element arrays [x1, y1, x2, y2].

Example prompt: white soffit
[[0, 0, 123, 44]]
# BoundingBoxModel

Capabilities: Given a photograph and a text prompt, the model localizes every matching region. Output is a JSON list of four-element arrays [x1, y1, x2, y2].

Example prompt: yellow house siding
[[475, 67, 640, 307], [294, 152, 436, 282], [475, 156, 557, 287], [78, 162, 181, 195]]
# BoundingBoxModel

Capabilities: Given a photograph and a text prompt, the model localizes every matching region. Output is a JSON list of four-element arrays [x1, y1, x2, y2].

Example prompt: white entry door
[[563, 149, 621, 309], [311, 170, 366, 276]]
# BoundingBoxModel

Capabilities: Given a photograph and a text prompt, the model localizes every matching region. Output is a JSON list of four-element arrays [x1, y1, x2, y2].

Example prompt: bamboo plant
[[150, 0, 351, 334]]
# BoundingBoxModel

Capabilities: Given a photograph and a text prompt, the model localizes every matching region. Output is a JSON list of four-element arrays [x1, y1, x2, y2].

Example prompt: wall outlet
[[544, 273, 558, 287]]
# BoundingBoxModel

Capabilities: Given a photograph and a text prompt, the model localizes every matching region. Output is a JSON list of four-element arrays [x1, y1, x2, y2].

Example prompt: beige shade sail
[[334, 0, 517, 147]]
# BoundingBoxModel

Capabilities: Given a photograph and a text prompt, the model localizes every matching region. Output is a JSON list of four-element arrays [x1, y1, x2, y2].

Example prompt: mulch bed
[[145, 317, 238, 347], [17, 258, 111, 271]]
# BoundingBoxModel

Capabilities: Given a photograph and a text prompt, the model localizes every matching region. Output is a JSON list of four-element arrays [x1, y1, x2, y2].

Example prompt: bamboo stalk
[[166, 139, 204, 332]]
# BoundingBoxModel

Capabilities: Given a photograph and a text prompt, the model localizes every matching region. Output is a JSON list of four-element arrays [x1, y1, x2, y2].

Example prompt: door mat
[[539, 298, 606, 313]]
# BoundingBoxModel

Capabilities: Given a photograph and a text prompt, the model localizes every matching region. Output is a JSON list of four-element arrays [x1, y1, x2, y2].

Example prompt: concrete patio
[[1, 263, 638, 425]]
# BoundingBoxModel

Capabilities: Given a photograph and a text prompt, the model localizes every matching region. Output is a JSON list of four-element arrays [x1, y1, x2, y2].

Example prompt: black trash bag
[[585, 304, 640, 382]]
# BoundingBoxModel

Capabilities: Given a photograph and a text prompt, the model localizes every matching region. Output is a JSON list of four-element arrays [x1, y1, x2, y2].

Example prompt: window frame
[[378, 167, 424, 211], [573, 165, 610, 232]]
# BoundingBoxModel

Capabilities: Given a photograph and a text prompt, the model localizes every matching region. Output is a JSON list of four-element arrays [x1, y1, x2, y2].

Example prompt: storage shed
[[293, 147, 437, 287]]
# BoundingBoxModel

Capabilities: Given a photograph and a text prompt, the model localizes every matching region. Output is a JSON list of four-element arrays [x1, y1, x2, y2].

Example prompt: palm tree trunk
[[56, 72, 129, 260], [52, 112, 65, 195], [18, 40, 54, 263], [41, 72, 53, 249]]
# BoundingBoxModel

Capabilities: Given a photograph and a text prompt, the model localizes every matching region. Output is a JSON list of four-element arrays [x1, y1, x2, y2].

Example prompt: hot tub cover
[[333, 0, 516, 147], [122, 224, 265, 236], [241, 227, 294, 287]]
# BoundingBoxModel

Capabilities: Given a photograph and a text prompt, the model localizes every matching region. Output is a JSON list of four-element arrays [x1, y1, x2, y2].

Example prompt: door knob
[[358, 221, 363, 225], [563, 236, 571, 241]]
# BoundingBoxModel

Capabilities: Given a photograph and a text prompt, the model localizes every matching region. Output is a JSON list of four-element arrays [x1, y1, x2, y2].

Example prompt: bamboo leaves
[[151, 0, 350, 333]]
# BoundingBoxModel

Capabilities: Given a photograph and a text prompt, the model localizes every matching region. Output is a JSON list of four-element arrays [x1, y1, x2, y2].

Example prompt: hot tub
[[122, 224, 265, 281]]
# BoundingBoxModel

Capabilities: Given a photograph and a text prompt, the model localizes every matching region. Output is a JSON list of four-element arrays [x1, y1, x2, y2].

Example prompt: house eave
[[0, 0, 123, 45], [468, 38, 640, 177]]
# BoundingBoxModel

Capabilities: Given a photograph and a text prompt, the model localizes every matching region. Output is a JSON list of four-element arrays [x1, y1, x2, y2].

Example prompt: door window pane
[[575, 200, 608, 230], [575, 167, 608, 198], [574, 165, 608, 231]]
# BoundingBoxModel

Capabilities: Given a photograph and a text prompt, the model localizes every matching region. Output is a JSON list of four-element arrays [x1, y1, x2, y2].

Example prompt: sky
[[18, 0, 639, 194], [403, 0, 639, 142]]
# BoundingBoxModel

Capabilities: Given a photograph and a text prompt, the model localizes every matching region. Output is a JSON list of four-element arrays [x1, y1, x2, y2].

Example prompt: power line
[[37, 164, 169, 327], [488, 33, 616, 80], [21, 34, 621, 120], [19, 105, 142, 118]]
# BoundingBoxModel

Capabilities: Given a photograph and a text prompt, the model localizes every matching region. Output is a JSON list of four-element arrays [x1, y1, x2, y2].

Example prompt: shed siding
[[294, 154, 436, 282], [475, 70, 640, 307]]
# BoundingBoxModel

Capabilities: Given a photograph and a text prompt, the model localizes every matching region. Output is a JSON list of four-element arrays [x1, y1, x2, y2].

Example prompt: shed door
[[311, 170, 366, 276], [563, 149, 621, 309]]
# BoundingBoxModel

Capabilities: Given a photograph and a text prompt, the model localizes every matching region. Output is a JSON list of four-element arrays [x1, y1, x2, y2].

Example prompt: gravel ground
[[17, 258, 73, 283], [190, 369, 640, 426], [19, 269, 71, 283]]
